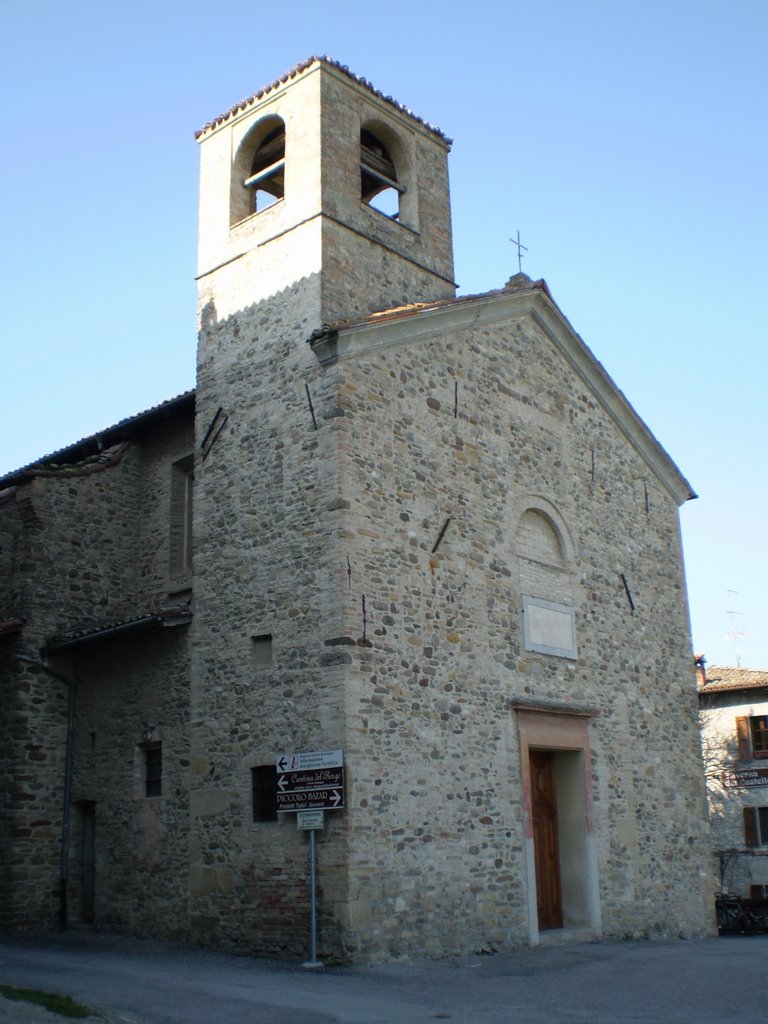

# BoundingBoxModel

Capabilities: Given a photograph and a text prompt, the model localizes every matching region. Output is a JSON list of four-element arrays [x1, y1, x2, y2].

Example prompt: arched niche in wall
[[514, 496, 578, 660], [360, 119, 416, 229], [230, 115, 286, 226]]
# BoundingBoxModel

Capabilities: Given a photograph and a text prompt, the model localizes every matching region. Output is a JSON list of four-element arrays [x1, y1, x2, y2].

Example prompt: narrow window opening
[[252, 764, 278, 822], [251, 634, 273, 669], [144, 743, 162, 798], [361, 129, 403, 220], [244, 125, 285, 213], [169, 455, 194, 579], [760, 807, 768, 845]]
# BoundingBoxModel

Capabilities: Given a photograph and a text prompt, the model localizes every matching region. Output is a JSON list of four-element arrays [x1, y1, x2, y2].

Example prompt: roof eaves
[[700, 665, 768, 693], [195, 56, 451, 144], [42, 605, 192, 655], [0, 389, 195, 488]]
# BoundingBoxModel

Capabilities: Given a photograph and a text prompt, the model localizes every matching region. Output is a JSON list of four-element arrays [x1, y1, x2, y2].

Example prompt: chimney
[[693, 654, 707, 689]]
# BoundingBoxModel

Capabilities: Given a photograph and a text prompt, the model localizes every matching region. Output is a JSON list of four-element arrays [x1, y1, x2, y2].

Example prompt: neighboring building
[[0, 57, 714, 961], [697, 656, 768, 897]]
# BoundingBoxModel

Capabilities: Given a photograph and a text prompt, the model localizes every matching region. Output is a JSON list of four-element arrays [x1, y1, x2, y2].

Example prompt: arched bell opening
[[360, 126, 405, 221], [230, 116, 286, 226]]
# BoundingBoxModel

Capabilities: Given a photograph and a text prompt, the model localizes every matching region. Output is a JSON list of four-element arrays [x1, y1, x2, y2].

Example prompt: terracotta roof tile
[[309, 275, 552, 341], [43, 605, 192, 654], [701, 665, 768, 693], [0, 390, 194, 488], [195, 56, 450, 143]]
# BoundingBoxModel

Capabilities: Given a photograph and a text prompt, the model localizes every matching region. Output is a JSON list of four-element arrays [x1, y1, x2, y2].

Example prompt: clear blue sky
[[1, 0, 766, 669]]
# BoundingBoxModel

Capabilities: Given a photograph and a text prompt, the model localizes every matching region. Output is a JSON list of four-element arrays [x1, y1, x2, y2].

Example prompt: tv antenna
[[725, 590, 745, 668]]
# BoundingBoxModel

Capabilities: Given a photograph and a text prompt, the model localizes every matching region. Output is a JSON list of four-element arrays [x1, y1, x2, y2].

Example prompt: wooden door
[[530, 751, 563, 930]]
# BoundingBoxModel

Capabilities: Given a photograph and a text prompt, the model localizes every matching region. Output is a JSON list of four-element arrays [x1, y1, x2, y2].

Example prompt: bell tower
[[195, 57, 456, 330], [189, 64, 456, 951]]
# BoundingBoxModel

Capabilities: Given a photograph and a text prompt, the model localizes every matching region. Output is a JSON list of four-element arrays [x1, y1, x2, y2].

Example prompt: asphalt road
[[0, 931, 765, 1024]]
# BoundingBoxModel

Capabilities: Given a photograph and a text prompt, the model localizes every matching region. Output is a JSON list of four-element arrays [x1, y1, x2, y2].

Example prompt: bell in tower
[[195, 57, 456, 331]]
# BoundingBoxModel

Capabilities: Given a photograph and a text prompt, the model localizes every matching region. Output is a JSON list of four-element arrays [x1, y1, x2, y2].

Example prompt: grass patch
[[0, 983, 92, 1018]]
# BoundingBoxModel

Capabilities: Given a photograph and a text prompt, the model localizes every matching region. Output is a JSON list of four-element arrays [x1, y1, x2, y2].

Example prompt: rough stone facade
[[0, 57, 714, 960], [0, 408, 193, 935]]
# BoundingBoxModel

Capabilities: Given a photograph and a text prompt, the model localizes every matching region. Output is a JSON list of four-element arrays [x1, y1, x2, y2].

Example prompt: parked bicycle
[[715, 892, 764, 934]]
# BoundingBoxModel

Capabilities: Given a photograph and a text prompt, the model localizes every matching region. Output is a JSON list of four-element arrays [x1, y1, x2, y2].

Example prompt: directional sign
[[276, 749, 343, 773], [276, 784, 344, 812], [276, 750, 345, 813]]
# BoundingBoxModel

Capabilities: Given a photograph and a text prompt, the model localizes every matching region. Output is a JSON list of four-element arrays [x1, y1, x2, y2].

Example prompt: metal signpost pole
[[306, 828, 320, 969], [276, 750, 345, 970]]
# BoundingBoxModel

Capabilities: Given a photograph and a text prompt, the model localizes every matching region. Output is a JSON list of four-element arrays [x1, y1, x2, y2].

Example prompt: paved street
[[0, 931, 765, 1024]]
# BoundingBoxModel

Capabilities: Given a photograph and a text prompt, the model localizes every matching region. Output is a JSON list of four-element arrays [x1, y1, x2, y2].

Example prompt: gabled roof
[[195, 56, 450, 143], [700, 665, 768, 694], [309, 273, 696, 507], [0, 390, 194, 488]]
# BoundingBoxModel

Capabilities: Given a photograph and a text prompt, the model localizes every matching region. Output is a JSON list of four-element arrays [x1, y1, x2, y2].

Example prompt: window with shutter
[[744, 806, 758, 847], [760, 807, 768, 845], [737, 717, 751, 760], [751, 716, 768, 757], [169, 454, 194, 579]]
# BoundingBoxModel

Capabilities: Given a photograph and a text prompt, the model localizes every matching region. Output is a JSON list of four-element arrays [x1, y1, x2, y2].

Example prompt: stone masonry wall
[[0, 452, 143, 933], [0, 413, 194, 936], [66, 627, 191, 937], [190, 280, 348, 955], [317, 304, 712, 957]]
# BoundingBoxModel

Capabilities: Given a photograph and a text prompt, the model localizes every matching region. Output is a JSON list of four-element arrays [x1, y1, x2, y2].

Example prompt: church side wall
[[0, 496, 23, 926], [62, 420, 195, 937], [65, 627, 191, 938], [325, 312, 712, 958], [0, 415, 195, 936], [0, 454, 143, 933]]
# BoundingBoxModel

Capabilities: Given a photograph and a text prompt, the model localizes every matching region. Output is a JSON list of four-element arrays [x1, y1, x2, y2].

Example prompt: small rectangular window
[[170, 455, 194, 578], [145, 743, 162, 798], [252, 764, 277, 822], [251, 634, 273, 670]]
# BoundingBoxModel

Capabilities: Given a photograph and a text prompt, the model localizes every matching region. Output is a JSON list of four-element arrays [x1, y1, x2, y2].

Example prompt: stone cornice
[[511, 699, 599, 718]]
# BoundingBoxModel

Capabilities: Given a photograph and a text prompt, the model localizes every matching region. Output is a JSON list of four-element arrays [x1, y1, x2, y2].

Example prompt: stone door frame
[[515, 703, 602, 945]]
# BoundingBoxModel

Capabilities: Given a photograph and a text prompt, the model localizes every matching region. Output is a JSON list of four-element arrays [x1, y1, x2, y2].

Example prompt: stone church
[[0, 57, 714, 960]]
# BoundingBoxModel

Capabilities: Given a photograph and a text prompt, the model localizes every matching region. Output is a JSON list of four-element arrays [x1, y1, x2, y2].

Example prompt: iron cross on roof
[[509, 230, 528, 273]]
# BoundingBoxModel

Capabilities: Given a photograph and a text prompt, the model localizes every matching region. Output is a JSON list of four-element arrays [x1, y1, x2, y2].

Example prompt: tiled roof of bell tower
[[195, 56, 451, 143]]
